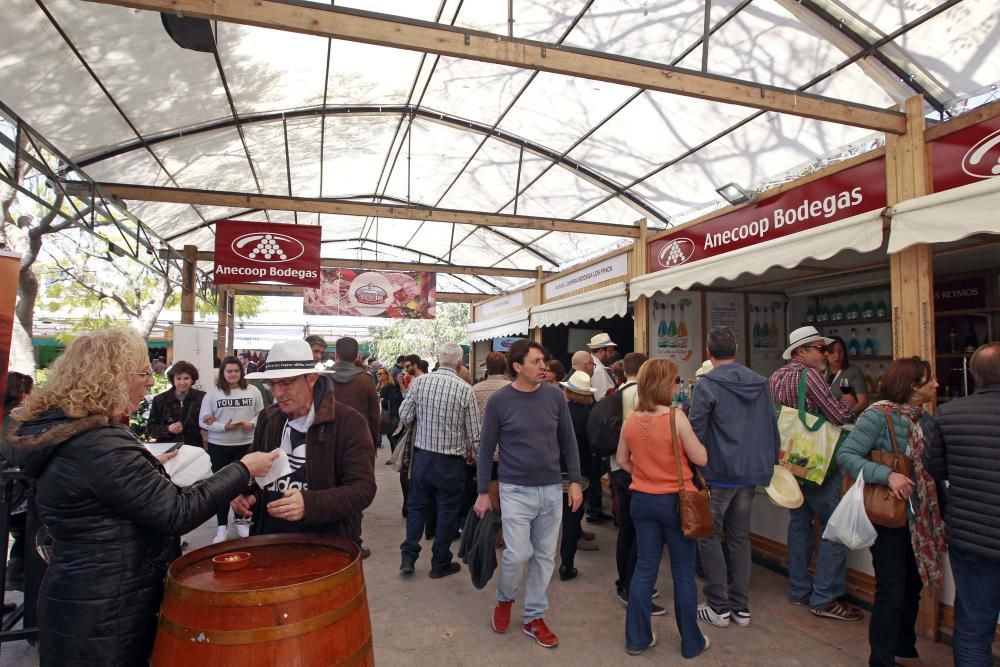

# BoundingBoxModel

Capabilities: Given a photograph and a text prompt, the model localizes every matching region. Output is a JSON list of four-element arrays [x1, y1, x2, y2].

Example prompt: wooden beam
[[160, 248, 545, 279], [96, 182, 639, 239], [180, 244, 197, 325], [83, 0, 906, 134], [219, 282, 491, 303], [633, 219, 649, 355]]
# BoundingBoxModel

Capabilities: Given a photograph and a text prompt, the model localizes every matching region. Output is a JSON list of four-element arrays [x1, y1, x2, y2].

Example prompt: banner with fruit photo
[[303, 268, 436, 319]]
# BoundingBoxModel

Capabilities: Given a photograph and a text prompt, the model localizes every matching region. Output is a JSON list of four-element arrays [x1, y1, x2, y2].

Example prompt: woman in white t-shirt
[[199, 356, 263, 543]]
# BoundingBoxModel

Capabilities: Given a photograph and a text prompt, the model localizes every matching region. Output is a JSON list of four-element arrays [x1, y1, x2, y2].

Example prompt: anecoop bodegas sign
[[648, 158, 887, 271], [214, 221, 321, 288]]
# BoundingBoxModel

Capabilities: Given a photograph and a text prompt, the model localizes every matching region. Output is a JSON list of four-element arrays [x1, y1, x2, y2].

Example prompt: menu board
[[705, 292, 747, 365], [747, 294, 786, 376], [648, 291, 702, 382]]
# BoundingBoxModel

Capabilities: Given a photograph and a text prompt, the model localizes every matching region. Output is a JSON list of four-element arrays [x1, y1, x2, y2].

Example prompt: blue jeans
[[400, 448, 465, 571], [949, 546, 1000, 667], [787, 470, 848, 607], [627, 492, 706, 659], [497, 483, 562, 623]]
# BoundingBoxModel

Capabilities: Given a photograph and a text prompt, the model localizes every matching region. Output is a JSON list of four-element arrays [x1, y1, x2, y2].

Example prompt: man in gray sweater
[[475, 339, 583, 650], [688, 327, 780, 630], [926, 342, 1000, 666]]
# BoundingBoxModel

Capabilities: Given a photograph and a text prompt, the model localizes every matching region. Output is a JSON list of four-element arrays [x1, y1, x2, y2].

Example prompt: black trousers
[[611, 469, 636, 593], [869, 524, 922, 666], [587, 454, 605, 514], [208, 444, 249, 526], [400, 449, 464, 571], [561, 493, 584, 569]]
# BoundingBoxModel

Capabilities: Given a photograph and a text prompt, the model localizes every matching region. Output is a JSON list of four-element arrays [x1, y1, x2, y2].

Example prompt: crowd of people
[[0, 326, 998, 665]]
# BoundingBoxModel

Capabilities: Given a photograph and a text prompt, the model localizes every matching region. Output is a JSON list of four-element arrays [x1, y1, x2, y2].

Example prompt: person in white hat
[[232, 339, 376, 548], [586, 333, 617, 401], [767, 325, 861, 622]]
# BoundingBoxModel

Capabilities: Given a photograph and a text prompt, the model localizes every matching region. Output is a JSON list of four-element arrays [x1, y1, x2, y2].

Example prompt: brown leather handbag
[[843, 411, 912, 529], [670, 408, 714, 539]]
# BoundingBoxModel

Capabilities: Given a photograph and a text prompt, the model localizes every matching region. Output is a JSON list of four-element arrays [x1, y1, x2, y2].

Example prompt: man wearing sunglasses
[[769, 326, 861, 622]]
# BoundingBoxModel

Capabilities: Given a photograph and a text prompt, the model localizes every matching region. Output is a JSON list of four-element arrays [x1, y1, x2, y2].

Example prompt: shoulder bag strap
[[798, 369, 828, 432], [882, 410, 900, 455], [670, 407, 684, 485]]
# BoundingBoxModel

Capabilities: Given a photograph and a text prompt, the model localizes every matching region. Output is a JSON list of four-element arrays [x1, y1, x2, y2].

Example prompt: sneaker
[[492, 600, 513, 633], [211, 526, 228, 544], [790, 595, 810, 606], [399, 557, 415, 575], [429, 562, 461, 579], [626, 631, 657, 656], [650, 602, 666, 616], [615, 590, 665, 615], [360, 546, 372, 560], [616, 588, 660, 605], [523, 618, 559, 648], [732, 609, 751, 627], [697, 603, 731, 628], [811, 599, 864, 622]]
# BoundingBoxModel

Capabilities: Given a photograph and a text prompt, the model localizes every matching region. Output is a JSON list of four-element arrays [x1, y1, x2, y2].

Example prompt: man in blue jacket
[[688, 327, 780, 630]]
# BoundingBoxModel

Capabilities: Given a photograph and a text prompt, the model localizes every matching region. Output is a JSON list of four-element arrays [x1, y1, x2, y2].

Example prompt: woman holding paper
[[6, 328, 276, 667], [200, 355, 264, 542]]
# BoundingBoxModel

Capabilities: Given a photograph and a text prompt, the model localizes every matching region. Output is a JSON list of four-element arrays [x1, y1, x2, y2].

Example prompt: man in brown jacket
[[330, 337, 381, 448], [237, 339, 376, 544]]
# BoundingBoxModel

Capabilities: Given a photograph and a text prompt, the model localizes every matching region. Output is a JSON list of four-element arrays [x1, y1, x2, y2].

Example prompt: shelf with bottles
[[937, 314, 990, 357], [805, 289, 890, 326], [814, 317, 891, 326]]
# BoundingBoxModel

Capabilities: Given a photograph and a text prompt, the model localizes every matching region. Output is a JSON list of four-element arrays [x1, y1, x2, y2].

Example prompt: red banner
[[648, 158, 887, 272], [213, 221, 321, 287], [303, 268, 436, 319], [930, 116, 1000, 192], [0, 251, 20, 400]]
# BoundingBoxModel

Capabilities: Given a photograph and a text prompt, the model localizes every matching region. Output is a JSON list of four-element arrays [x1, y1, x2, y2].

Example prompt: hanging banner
[[930, 116, 1000, 192], [304, 268, 436, 319], [648, 158, 887, 272], [544, 253, 628, 300], [0, 251, 20, 399], [648, 291, 702, 382], [214, 221, 321, 288]]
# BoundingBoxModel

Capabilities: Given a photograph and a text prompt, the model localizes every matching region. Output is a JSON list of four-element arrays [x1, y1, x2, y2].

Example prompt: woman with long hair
[[836, 357, 945, 667], [146, 360, 206, 448], [544, 359, 566, 385], [377, 366, 402, 451], [616, 358, 709, 658], [7, 329, 275, 666], [826, 335, 869, 418], [199, 355, 264, 543]]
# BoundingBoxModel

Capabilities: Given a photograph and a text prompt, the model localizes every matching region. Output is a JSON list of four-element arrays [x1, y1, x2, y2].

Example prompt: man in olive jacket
[[925, 342, 1000, 666], [238, 340, 376, 543]]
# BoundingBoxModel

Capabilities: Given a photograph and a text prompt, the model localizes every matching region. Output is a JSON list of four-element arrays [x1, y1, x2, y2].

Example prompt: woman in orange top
[[616, 358, 709, 659]]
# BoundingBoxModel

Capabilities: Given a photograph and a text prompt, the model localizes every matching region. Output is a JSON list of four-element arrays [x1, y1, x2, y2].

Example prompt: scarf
[[868, 400, 946, 588]]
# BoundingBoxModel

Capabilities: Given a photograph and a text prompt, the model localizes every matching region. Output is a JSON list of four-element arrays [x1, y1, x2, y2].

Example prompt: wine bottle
[[846, 297, 859, 320], [752, 307, 762, 348], [667, 304, 678, 348], [848, 328, 861, 357], [948, 327, 958, 354], [677, 304, 689, 349], [863, 328, 875, 357], [862, 293, 876, 319], [875, 294, 888, 318], [657, 303, 669, 349], [806, 302, 816, 324], [965, 317, 979, 352], [817, 301, 830, 323], [831, 300, 845, 322]]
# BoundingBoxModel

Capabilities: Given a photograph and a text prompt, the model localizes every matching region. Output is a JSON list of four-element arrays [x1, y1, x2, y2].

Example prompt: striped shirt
[[768, 360, 851, 426], [399, 367, 481, 457]]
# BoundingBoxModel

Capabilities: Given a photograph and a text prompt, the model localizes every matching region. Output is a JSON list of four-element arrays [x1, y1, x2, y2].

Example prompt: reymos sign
[[214, 221, 321, 288], [649, 158, 887, 271]]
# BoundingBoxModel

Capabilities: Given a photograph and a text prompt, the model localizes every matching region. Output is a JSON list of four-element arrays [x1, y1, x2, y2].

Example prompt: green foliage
[[164, 292, 264, 321], [128, 372, 169, 441], [370, 302, 470, 363]]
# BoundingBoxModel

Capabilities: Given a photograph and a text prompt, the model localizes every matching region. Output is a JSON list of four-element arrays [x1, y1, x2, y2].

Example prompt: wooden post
[[632, 219, 649, 355], [216, 286, 228, 362], [532, 266, 544, 344], [180, 244, 197, 325], [226, 290, 236, 357], [887, 95, 939, 639], [467, 304, 477, 377]]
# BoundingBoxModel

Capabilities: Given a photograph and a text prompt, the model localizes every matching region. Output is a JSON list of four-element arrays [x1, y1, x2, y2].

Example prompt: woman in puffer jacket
[[7, 329, 276, 667]]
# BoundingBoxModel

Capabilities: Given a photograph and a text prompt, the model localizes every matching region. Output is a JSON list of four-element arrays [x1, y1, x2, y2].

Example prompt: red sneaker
[[492, 600, 513, 633], [523, 618, 559, 648]]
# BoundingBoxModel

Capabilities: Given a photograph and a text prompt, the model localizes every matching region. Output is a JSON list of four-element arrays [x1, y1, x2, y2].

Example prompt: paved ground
[[1, 445, 959, 666]]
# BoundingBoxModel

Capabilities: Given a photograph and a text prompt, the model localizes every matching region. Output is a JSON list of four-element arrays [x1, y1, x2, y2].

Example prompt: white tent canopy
[[630, 209, 885, 299], [466, 308, 530, 342], [530, 282, 628, 328], [888, 176, 1000, 254]]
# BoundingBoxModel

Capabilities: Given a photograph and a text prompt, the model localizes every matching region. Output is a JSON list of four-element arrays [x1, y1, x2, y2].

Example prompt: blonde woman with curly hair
[[8, 328, 277, 667]]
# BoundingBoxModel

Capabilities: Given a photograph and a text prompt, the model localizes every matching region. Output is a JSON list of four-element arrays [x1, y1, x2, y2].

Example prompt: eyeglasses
[[131, 369, 154, 379], [801, 345, 828, 353], [262, 377, 300, 391]]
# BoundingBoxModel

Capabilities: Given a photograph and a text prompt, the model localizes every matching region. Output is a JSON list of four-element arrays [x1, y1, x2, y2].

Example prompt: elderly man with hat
[[768, 325, 861, 622], [587, 333, 617, 400], [233, 339, 376, 545]]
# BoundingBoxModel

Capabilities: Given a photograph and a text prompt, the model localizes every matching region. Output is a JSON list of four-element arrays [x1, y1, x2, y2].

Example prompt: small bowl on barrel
[[212, 551, 251, 573]]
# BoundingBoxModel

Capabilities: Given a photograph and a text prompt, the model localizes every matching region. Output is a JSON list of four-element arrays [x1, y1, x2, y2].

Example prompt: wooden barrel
[[151, 534, 373, 666]]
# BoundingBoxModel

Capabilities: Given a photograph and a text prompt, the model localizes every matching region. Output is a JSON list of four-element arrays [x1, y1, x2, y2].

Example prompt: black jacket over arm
[[925, 384, 1000, 561]]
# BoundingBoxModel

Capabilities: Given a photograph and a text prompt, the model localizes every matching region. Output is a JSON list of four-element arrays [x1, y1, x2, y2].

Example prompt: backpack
[[587, 382, 635, 457]]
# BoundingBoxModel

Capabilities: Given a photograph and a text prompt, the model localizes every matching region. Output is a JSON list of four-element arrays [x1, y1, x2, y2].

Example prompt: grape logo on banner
[[231, 233, 305, 263], [657, 238, 696, 267], [961, 129, 1000, 179]]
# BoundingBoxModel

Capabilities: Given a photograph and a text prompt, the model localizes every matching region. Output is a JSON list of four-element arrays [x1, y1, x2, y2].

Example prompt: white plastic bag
[[822, 470, 877, 550]]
